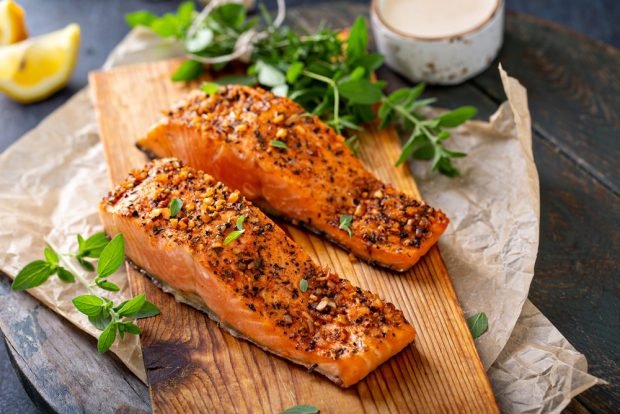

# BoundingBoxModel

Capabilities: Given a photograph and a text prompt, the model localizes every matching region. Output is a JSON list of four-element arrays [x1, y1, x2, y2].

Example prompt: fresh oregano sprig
[[126, 3, 478, 176], [11, 247, 74, 290], [12, 233, 160, 353], [379, 86, 477, 176]]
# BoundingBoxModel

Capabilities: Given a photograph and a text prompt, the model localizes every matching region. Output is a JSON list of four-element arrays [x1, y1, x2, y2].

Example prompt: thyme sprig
[[126, 2, 477, 176], [12, 233, 160, 353]]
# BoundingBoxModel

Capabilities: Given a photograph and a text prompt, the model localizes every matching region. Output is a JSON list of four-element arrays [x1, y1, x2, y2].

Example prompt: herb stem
[[44, 237, 98, 296], [382, 98, 437, 142], [301, 70, 341, 134], [269, 33, 335, 49], [109, 308, 121, 324]]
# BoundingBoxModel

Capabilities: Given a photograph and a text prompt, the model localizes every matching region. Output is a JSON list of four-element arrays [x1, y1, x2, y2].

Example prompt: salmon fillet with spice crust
[[99, 158, 416, 387], [136, 85, 448, 272]]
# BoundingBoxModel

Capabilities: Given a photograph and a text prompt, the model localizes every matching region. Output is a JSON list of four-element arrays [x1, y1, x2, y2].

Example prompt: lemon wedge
[[0, 23, 80, 103], [0, 0, 28, 45]]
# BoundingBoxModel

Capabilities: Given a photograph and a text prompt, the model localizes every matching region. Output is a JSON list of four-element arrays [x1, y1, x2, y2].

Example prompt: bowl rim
[[371, 0, 503, 41]]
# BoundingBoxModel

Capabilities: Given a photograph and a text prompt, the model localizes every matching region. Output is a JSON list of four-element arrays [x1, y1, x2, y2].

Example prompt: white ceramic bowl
[[371, 0, 505, 85]]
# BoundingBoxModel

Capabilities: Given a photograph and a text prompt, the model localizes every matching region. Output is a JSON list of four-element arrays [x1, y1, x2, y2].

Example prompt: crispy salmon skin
[[137, 86, 448, 271], [99, 159, 416, 387]]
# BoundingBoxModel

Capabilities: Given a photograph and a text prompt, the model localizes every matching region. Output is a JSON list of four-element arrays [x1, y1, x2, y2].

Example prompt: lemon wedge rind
[[0, 0, 28, 45], [0, 23, 80, 104]]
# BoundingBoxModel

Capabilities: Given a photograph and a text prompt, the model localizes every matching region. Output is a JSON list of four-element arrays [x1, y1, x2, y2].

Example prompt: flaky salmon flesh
[[137, 85, 448, 272], [99, 159, 416, 387]]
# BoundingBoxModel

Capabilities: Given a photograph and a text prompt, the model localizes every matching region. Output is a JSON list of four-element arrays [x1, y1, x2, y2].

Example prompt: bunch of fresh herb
[[126, 2, 477, 176], [12, 233, 160, 353]]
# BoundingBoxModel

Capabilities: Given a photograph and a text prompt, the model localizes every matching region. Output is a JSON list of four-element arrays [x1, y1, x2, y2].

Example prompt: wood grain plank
[[90, 55, 497, 413]]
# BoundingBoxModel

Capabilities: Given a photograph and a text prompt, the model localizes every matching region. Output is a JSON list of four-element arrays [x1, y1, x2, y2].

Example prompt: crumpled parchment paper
[[0, 27, 603, 412], [416, 68, 540, 369]]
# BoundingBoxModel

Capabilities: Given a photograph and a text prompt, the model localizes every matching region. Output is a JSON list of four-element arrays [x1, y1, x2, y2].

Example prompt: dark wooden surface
[[474, 13, 620, 412], [0, 1, 618, 413], [0, 274, 150, 413]]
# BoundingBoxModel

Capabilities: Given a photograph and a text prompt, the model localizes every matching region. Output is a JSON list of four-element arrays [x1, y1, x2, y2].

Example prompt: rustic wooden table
[[0, 1, 618, 413]]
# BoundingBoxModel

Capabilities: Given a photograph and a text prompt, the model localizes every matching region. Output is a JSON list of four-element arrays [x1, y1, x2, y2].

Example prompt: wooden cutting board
[[89, 58, 498, 413]]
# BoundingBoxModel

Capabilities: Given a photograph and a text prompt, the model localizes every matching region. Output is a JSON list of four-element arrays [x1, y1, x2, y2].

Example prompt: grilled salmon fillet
[[99, 159, 416, 387], [136, 85, 449, 271]]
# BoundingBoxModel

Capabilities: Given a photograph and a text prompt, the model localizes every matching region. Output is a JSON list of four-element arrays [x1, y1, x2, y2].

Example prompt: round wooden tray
[[1, 2, 618, 413]]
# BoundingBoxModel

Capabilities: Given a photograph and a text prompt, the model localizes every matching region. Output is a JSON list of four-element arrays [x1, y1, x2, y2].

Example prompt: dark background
[[0, 0, 618, 412]]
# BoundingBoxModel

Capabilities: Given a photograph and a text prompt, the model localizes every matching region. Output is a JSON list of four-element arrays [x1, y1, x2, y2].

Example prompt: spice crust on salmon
[[137, 85, 449, 272], [99, 159, 416, 387]]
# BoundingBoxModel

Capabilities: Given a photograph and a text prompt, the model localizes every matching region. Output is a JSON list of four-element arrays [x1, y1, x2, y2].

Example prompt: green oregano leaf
[[346, 16, 368, 62], [211, 3, 246, 29], [270, 140, 287, 149], [299, 279, 308, 293], [201, 82, 220, 95], [338, 79, 382, 105], [223, 214, 246, 245], [215, 75, 256, 86], [224, 230, 243, 245], [97, 322, 117, 353], [467, 311, 489, 339], [77, 232, 109, 259], [125, 300, 161, 319], [236, 214, 246, 231], [77, 257, 95, 272], [96, 279, 121, 292], [97, 233, 125, 279], [280, 405, 320, 414], [72, 295, 106, 317], [11, 260, 54, 291], [186, 28, 214, 53], [257, 60, 285, 87], [56, 267, 76, 283], [171, 60, 204, 82], [271, 84, 289, 97], [88, 312, 113, 331], [44, 247, 59, 266], [125, 10, 158, 28], [122, 321, 142, 335], [338, 214, 353, 238], [169, 197, 183, 218], [286, 62, 304, 83], [117, 294, 146, 317], [437, 106, 477, 128]]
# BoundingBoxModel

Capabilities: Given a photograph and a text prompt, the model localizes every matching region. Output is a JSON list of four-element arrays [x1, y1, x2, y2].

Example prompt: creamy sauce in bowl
[[376, 0, 499, 39]]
